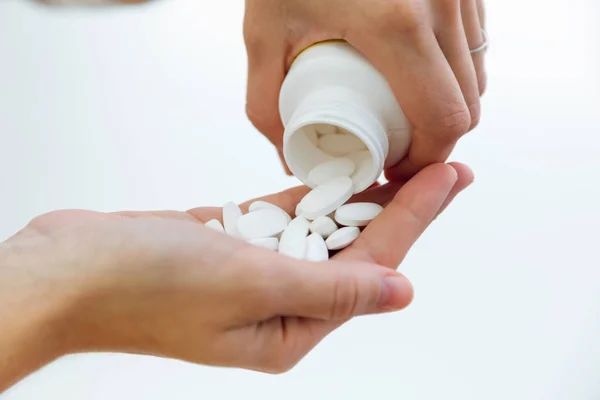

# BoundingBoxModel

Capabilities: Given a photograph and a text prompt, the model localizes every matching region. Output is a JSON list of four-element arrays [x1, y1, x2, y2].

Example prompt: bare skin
[[0, 163, 473, 392], [6, 0, 483, 391], [244, 0, 487, 178]]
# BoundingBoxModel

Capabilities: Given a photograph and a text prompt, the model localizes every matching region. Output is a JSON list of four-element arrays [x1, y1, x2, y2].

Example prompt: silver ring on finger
[[470, 28, 489, 54]]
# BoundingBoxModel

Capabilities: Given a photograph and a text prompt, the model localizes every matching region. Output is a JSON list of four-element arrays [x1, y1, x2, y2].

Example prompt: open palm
[[13, 163, 472, 374]]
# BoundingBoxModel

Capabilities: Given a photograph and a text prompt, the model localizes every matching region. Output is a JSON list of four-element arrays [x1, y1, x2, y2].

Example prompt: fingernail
[[379, 276, 414, 311]]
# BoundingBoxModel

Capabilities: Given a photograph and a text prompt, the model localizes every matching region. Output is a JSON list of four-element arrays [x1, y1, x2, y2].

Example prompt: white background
[[1, 0, 599, 399]]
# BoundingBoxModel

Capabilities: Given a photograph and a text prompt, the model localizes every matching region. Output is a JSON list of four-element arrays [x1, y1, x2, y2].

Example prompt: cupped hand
[[244, 0, 486, 178], [1, 163, 472, 388]]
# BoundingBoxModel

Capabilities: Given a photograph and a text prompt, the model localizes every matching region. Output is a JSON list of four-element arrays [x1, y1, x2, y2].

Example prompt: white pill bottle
[[280, 40, 412, 193]]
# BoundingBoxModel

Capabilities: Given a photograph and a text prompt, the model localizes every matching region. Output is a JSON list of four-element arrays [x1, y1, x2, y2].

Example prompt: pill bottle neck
[[283, 88, 387, 193]]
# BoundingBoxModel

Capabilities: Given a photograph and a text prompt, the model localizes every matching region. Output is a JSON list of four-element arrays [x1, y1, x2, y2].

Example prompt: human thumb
[[273, 260, 414, 321]]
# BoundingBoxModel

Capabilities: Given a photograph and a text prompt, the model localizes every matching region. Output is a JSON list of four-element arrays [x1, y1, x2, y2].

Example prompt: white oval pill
[[307, 157, 355, 187], [222, 202, 242, 238], [248, 201, 275, 212], [279, 217, 310, 259], [326, 227, 360, 250], [205, 219, 225, 233], [334, 202, 383, 227], [295, 202, 304, 218], [314, 123, 337, 136], [299, 176, 354, 220], [309, 216, 338, 239], [319, 133, 366, 156], [350, 156, 373, 193], [248, 201, 292, 223], [237, 209, 289, 240], [249, 237, 279, 251], [305, 233, 329, 262]]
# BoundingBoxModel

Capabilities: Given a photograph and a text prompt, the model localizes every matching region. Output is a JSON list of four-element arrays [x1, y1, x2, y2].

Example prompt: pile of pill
[[205, 126, 382, 261]]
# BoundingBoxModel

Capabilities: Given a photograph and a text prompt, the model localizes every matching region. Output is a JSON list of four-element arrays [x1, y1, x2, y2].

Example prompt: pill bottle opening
[[284, 122, 383, 194]]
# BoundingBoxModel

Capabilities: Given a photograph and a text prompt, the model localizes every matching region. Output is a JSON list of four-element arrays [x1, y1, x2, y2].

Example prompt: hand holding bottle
[[245, 0, 487, 179]]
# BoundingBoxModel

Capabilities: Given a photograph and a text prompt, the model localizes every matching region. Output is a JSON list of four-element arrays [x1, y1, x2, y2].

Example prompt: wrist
[[0, 237, 81, 391]]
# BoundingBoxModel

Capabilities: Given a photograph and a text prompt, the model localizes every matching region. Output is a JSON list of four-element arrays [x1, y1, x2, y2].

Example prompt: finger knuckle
[[402, 199, 430, 228], [29, 210, 68, 226], [432, 106, 472, 139], [243, 31, 264, 54], [262, 356, 299, 375], [370, 0, 427, 37], [245, 103, 264, 131], [28, 209, 88, 230], [245, 104, 278, 143], [436, 0, 461, 16], [329, 273, 360, 321], [246, 102, 283, 146], [242, 18, 264, 51], [256, 336, 302, 374]]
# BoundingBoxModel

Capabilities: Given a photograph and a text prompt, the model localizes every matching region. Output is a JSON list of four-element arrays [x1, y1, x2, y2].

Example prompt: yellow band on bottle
[[292, 39, 347, 65]]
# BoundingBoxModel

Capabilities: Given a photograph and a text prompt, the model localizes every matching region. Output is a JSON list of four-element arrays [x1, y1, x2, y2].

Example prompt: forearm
[[0, 239, 72, 392]]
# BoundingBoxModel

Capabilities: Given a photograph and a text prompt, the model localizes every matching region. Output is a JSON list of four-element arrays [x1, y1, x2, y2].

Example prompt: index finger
[[336, 164, 459, 268]]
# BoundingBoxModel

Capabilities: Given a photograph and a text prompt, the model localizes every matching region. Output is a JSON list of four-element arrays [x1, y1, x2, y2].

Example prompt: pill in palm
[[248, 200, 276, 212], [334, 202, 383, 227], [326, 226, 360, 250], [249, 237, 279, 251], [237, 209, 289, 240], [248, 201, 292, 223], [205, 219, 225, 233], [279, 216, 310, 259], [309, 216, 338, 238], [319, 132, 366, 156], [305, 233, 329, 262], [299, 176, 354, 220], [307, 157, 355, 186], [222, 202, 242, 238]]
